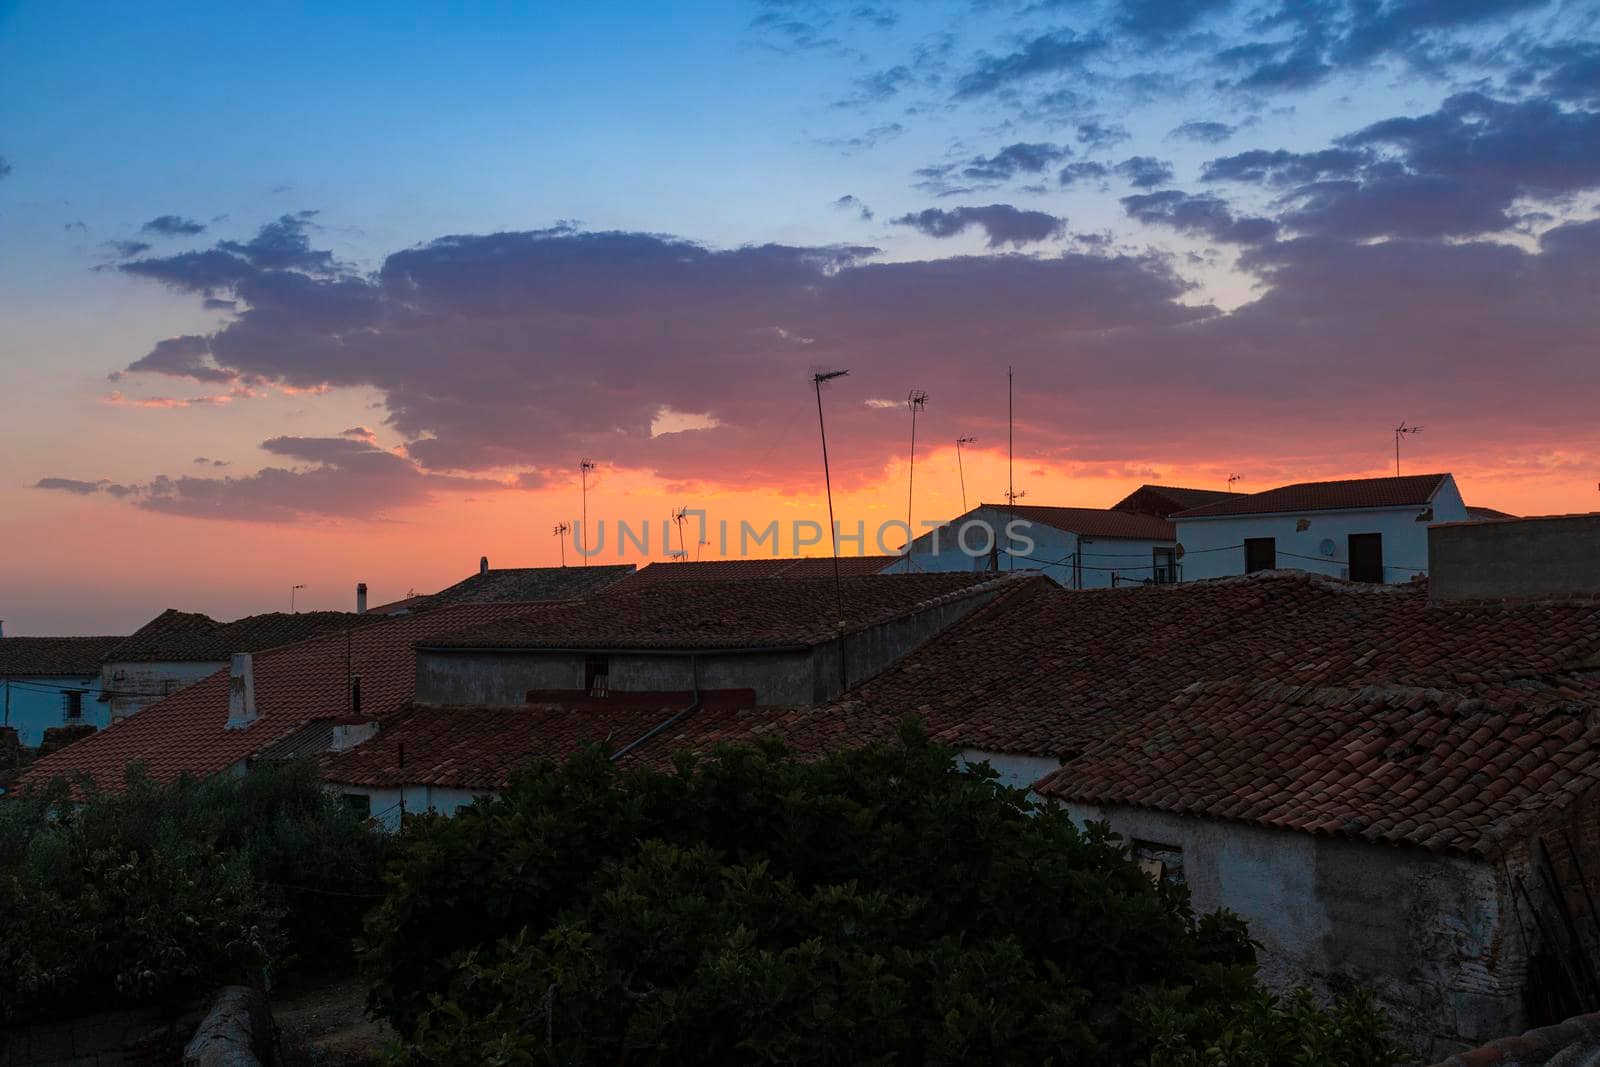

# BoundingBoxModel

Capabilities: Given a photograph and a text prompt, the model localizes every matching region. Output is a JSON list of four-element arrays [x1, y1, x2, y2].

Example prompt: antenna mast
[[1007, 366, 1015, 572], [904, 390, 928, 573], [955, 435, 976, 513], [291, 583, 306, 613], [671, 506, 689, 561], [1394, 421, 1423, 476], [812, 369, 850, 691], [553, 522, 570, 568], [579, 459, 597, 566], [1227, 473, 1243, 493]]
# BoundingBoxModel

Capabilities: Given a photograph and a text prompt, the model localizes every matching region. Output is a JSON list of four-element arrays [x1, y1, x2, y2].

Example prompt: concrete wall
[[908, 505, 1176, 588], [416, 651, 585, 705], [101, 660, 222, 721], [0, 673, 107, 747], [1430, 513, 1600, 601], [1063, 802, 1522, 1058], [1177, 478, 1468, 584], [416, 583, 1007, 707]]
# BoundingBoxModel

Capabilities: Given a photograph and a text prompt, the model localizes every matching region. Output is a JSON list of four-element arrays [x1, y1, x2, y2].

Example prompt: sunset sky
[[3, 0, 1598, 633]]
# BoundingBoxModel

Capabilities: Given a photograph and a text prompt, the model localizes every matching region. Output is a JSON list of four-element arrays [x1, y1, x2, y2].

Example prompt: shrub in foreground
[[0, 759, 390, 1024], [365, 721, 1395, 1065]]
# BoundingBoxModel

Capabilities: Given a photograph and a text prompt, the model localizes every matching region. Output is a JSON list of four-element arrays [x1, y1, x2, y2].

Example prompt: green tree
[[365, 721, 1395, 1065], [0, 759, 390, 1024]]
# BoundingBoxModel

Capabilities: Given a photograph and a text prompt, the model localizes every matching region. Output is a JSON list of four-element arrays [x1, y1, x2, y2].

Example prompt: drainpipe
[[610, 655, 701, 763]]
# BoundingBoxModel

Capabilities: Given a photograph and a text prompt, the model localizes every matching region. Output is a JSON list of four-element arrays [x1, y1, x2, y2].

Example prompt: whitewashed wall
[[337, 783, 487, 832], [906, 505, 1176, 588], [1176, 479, 1467, 583], [1061, 801, 1520, 1058]]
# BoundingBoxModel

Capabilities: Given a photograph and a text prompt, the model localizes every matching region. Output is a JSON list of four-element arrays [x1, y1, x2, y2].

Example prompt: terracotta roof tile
[[0, 635, 125, 677], [981, 503, 1176, 541], [105, 608, 378, 663], [610, 557, 897, 589], [17, 603, 559, 793], [419, 564, 635, 608], [1111, 484, 1236, 517], [423, 572, 1025, 651], [1172, 473, 1450, 519], [320, 689, 781, 789]]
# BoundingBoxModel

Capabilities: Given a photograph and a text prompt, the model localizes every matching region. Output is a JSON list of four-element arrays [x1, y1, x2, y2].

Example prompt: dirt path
[[273, 973, 395, 1066]]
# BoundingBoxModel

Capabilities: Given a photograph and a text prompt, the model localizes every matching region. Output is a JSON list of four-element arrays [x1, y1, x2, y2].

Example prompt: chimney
[[479, 555, 489, 576], [356, 582, 368, 615], [0, 620, 5, 639], [226, 653, 257, 729]]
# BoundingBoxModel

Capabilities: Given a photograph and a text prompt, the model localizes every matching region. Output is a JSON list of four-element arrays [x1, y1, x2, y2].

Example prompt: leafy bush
[[0, 759, 390, 1024], [365, 721, 1396, 1065]]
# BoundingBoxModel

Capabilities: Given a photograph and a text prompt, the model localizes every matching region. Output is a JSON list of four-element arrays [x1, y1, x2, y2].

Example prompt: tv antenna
[[1227, 473, 1243, 493], [903, 390, 928, 573], [579, 459, 597, 566], [290, 583, 306, 613], [1394, 422, 1423, 475], [671, 506, 690, 560], [697, 538, 710, 562], [1005, 487, 1028, 504], [552, 522, 570, 568], [955, 435, 976, 513], [811, 369, 850, 691], [1007, 366, 1016, 572]]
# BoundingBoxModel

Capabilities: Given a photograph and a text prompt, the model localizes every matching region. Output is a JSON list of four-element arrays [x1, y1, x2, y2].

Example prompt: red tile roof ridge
[[1171, 473, 1450, 519]]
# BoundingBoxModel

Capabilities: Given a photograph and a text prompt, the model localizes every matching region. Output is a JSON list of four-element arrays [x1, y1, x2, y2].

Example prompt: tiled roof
[[978, 503, 1176, 541], [0, 636, 125, 677], [105, 608, 376, 663], [1040, 676, 1600, 857], [321, 689, 781, 789], [423, 572, 1021, 651], [1171, 473, 1450, 519], [1465, 505, 1518, 520], [1111, 484, 1235, 518], [762, 572, 1600, 854], [17, 603, 557, 793], [612, 556, 897, 589], [420, 564, 635, 608], [1427, 1011, 1600, 1066]]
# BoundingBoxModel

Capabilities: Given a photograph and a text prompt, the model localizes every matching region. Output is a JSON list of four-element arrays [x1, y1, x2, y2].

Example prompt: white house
[[1171, 473, 1469, 583], [901, 502, 1179, 588]]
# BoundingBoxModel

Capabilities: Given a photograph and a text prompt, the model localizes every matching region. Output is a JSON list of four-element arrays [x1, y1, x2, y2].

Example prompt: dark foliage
[[365, 721, 1395, 1065], [0, 759, 390, 1024]]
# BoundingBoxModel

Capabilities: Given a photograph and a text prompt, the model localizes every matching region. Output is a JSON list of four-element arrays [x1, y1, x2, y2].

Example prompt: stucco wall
[[1063, 803, 1521, 1057], [101, 659, 222, 721], [415, 651, 585, 704], [1430, 513, 1600, 601], [908, 505, 1175, 588], [1177, 502, 1463, 583], [0, 673, 107, 747]]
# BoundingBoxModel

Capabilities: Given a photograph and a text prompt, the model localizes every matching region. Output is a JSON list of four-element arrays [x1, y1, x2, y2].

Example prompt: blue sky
[[2, 0, 1599, 630]]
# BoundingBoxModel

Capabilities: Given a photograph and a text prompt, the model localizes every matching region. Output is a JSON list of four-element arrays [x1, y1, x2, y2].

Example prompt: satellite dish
[[1319, 538, 1336, 557]]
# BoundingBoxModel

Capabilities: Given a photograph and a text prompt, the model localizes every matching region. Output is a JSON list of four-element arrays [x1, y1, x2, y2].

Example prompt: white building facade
[[1173, 474, 1469, 584], [903, 503, 1179, 589]]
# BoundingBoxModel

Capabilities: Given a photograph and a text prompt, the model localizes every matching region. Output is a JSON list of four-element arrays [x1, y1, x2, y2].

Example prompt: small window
[[342, 793, 372, 818], [1132, 840, 1185, 886], [1244, 537, 1276, 573], [63, 690, 85, 721], [584, 655, 610, 696]]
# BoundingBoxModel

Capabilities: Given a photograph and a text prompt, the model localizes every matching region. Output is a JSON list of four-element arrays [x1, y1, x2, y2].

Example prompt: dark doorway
[[1244, 537, 1276, 573], [1348, 533, 1384, 583]]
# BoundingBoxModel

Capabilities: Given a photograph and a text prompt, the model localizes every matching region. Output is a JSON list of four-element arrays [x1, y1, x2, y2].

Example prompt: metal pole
[[956, 438, 968, 513], [1007, 366, 1014, 572], [813, 372, 849, 693]]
